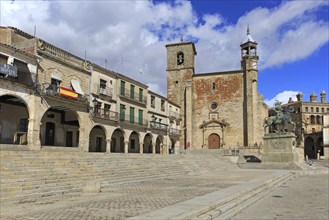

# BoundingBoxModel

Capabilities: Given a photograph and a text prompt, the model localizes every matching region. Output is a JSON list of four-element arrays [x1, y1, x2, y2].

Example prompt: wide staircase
[[0, 149, 236, 204]]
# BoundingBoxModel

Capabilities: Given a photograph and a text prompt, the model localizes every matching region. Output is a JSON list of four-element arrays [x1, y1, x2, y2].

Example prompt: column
[[105, 139, 111, 153], [124, 141, 129, 154], [139, 143, 143, 154]]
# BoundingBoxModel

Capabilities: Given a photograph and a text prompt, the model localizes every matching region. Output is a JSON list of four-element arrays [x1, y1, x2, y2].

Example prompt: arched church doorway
[[208, 133, 220, 149]]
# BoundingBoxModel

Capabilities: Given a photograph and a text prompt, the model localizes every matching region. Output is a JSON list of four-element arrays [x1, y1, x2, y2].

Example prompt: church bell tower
[[240, 27, 259, 146], [166, 41, 197, 150]]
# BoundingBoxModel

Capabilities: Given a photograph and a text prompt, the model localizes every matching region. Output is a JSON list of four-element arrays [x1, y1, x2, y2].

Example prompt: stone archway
[[111, 128, 125, 153], [208, 133, 220, 149], [128, 131, 140, 153], [89, 125, 106, 152], [305, 137, 315, 159], [155, 136, 163, 154], [40, 107, 79, 147], [0, 95, 30, 145], [143, 133, 153, 154]]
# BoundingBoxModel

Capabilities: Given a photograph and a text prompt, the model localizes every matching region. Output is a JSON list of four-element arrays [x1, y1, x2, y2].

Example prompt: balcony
[[97, 85, 113, 98], [90, 107, 118, 122], [150, 121, 168, 131], [119, 114, 148, 127], [169, 111, 182, 124], [40, 83, 88, 105], [168, 127, 181, 136], [119, 87, 147, 105]]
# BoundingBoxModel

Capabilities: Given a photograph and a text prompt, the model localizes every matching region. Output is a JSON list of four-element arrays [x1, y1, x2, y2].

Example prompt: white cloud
[[264, 91, 299, 107], [0, 0, 328, 98]]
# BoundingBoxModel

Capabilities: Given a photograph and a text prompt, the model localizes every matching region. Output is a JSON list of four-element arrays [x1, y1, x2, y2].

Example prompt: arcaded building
[[166, 29, 268, 149]]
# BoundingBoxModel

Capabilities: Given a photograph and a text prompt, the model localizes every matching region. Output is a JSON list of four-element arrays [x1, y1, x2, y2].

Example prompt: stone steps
[[1, 150, 236, 204]]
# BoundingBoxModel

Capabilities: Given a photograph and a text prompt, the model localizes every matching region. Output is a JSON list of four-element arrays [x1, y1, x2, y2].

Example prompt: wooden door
[[208, 133, 220, 149]]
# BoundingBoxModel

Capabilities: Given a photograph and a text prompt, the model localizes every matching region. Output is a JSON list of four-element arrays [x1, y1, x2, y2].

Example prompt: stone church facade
[[166, 29, 268, 149]]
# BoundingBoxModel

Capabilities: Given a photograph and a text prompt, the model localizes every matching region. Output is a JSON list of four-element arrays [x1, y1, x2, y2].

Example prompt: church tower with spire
[[240, 27, 260, 146]]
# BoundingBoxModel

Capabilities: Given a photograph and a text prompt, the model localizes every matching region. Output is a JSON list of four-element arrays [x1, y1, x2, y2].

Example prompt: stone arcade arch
[[89, 125, 106, 152], [0, 95, 30, 145], [143, 133, 153, 154], [111, 128, 125, 153], [40, 107, 80, 148], [128, 131, 140, 153], [155, 135, 163, 154], [305, 137, 315, 159]]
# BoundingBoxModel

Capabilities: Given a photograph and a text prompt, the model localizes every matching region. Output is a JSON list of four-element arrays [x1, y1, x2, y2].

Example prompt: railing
[[168, 128, 181, 135], [169, 111, 182, 120], [150, 121, 168, 131], [90, 107, 118, 121], [40, 83, 88, 103], [119, 87, 147, 104], [119, 114, 148, 126], [97, 85, 113, 97]]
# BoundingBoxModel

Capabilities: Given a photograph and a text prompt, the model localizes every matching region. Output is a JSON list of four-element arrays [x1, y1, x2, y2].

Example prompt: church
[[166, 28, 268, 149]]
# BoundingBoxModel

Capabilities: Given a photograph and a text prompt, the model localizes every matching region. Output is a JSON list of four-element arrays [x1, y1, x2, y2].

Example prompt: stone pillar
[[124, 141, 129, 154], [105, 139, 111, 153], [27, 118, 41, 150], [152, 142, 155, 154], [185, 80, 193, 148], [139, 143, 143, 154]]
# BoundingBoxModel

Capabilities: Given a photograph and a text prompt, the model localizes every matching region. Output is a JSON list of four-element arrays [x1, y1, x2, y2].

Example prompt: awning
[[71, 79, 84, 95], [51, 70, 61, 81]]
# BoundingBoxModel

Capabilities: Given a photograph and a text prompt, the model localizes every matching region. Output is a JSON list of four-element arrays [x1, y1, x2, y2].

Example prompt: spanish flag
[[60, 86, 78, 99]]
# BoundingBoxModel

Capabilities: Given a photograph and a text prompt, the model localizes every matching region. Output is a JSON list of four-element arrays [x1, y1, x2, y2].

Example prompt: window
[[120, 81, 125, 96], [76, 131, 79, 144], [51, 78, 61, 92], [310, 115, 315, 124], [305, 107, 308, 112], [104, 104, 111, 117], [311, 107, 314, 112], [316, 107, 319, 113], [151, 96, 155, 108], [210, 102, 218, 110], [177, 52, 184, 65], [322, 108, 324, 113], [212, 82, 216, 91], [130, 85, 135, 99], [312, 128, 315, 133], [138, 110, 143, 125], [161, 100, 165, 111], [99, 79, 107, 94], [175, 81, 179, 86], [139, 88, 143, 102], [120, 104, 125, 121], [130, 107, 135, 123], [18, 118, 28, 132]]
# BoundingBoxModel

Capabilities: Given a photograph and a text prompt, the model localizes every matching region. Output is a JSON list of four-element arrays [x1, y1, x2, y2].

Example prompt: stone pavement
[[1, 168, 288, 220], [1, 160, 328, 220], [230, 161, 329, 220]]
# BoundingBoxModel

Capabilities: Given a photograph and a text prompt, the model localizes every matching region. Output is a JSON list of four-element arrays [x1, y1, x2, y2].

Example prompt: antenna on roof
[[180, 35, 183, 42], [105, 59, 108, 69], [34, 25, 36, 37]]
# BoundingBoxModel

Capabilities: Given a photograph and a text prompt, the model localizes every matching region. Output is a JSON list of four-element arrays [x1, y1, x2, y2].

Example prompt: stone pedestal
[[262, 132, 298, 163]]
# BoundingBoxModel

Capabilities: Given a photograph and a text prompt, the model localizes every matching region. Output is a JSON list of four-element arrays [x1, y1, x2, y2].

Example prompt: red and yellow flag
[[60, 87, 78, 99]]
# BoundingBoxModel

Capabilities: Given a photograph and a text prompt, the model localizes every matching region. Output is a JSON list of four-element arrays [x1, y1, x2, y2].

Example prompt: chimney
[[310, 92, 317, 103], [320, 90, 326, 103]]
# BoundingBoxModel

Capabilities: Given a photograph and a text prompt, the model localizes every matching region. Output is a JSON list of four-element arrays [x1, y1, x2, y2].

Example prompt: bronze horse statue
[[263, 105, 295, 133]]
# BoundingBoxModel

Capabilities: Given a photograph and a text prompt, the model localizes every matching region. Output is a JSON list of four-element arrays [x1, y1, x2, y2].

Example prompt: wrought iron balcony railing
[[90, 107, 118, 121], [119, 87, 147, 104], [97, 85, 113, 97], [169, 111, 182, 120], [150, 121, 168, 131], [168, 127, 181, 135], [119, 114, 148, 126], [40, 83, 88, 103]]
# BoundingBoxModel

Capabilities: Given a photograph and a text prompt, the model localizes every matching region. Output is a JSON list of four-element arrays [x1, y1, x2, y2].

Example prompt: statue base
[[262, 132, 298, 163]]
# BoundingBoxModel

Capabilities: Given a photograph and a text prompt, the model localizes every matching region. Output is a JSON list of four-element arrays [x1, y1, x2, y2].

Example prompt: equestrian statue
[[263, 100, 296, 133]]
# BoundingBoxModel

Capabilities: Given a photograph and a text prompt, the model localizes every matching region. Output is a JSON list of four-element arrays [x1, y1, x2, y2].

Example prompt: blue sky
[[1, 0, 328, 107]]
